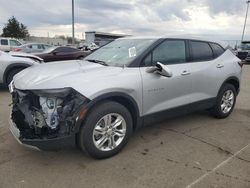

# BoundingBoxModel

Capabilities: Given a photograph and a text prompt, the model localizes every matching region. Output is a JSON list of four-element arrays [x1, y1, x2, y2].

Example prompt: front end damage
[[9, 85, 89, 150]]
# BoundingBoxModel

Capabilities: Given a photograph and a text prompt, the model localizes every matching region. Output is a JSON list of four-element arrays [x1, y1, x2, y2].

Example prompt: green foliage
[[1, 16, 29, 38]]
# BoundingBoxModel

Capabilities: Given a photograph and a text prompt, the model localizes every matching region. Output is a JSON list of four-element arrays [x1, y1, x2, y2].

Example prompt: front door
[[140, 39, 193, 116]]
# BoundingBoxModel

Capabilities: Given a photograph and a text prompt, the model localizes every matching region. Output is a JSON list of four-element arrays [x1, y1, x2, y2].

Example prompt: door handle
[[181, 70, 191, 76], [216, 64, 224, 68]]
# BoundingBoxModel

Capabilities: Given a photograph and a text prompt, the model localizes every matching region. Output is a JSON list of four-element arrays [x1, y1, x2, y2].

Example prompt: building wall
[[85, 32, 95, 44], [85, 31, 128, 46]]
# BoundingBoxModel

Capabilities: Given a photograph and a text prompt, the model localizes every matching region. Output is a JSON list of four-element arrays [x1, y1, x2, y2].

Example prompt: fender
[[75, 92, 143, 132], [218, 76, 240, 96], [3, 63, 31, 84]]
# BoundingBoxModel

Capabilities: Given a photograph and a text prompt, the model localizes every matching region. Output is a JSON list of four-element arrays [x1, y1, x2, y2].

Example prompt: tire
[[77, 101, 133, 159], [210, 84, 237, 119], [6, 68, 24, 86]]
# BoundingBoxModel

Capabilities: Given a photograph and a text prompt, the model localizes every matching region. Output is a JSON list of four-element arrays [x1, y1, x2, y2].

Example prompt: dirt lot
[[0, 66, 250, 188]]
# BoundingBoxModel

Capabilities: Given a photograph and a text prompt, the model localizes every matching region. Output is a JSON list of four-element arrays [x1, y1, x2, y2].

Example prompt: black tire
[[6, 68, 24, 86], [210, 84, 237, 119], [77, 101, 133, 159]]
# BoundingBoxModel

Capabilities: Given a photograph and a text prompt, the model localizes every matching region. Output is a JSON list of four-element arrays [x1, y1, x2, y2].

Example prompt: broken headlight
[[11, 87, 89, 138], [32, 88, 88, 130], [39, 97, 63, 129]]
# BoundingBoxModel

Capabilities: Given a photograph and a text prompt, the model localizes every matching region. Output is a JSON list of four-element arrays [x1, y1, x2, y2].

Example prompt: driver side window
[[143, 40, 186, 66]]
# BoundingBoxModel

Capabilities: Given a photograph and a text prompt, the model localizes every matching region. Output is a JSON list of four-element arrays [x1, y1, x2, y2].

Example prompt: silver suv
[[9, 36, 242, 159]]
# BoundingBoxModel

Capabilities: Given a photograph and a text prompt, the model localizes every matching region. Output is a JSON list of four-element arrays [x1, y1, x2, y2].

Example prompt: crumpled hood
[[9, 51, 43, 62], [14, 60, 123, 91]]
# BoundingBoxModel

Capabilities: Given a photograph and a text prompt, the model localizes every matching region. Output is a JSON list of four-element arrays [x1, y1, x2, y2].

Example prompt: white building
[[85, 31, 129, 46]]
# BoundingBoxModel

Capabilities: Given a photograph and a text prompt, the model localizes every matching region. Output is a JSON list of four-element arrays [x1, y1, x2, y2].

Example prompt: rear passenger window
[[190, 41, 213, 61], [1, 39, 8, 45], [210, 43, 225, 58]]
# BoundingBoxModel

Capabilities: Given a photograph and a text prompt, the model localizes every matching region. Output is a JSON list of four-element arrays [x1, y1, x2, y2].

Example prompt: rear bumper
[[9, 117, 75, 151]]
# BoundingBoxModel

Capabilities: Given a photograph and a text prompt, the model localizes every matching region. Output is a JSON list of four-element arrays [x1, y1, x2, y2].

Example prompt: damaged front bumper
[[9, 116, 75, 150], [9, 84, 89, 150]]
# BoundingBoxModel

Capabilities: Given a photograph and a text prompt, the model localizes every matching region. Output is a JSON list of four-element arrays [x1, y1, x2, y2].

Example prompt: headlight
[[32, 88, 72, 98]]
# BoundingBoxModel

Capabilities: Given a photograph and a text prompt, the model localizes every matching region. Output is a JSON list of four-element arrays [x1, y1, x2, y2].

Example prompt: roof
[[118, 35, 228, 48], [22, 42, 51, 46], [0, 37, 22, 41]]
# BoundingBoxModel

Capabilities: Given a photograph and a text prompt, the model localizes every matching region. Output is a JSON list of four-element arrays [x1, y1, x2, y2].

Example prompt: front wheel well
[[85, 95, 140, 131]]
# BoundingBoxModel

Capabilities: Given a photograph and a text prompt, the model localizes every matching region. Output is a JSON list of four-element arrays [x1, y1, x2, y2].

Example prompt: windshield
[[84, 38, 156, 66], [42, 46, 57, 53], [239, 43, 250, 50]]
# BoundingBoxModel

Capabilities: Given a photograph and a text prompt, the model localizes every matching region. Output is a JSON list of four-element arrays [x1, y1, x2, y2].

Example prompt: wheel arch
[[219, 76, 240, 95], [3, 63, 30, 84], [82, 92, 142, 131]]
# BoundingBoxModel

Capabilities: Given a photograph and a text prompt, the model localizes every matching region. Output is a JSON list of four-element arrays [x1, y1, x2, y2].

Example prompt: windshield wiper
[[86, 59, 109, 66]]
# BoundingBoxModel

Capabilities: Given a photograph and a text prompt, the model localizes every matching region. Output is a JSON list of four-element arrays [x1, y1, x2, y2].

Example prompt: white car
[[0, 51, 42, 86], [0, 38, 22, 52]]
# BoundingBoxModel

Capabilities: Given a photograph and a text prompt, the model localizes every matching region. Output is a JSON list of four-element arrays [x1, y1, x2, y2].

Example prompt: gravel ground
[[0, 65, 249, 188]]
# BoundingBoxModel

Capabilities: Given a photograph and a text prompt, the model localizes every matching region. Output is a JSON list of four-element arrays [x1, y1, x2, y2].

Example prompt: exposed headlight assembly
[[30, 88, 89, 130], [39, 97, 62, 129]]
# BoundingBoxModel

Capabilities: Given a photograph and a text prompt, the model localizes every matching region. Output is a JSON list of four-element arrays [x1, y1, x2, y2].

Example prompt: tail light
[[238, 61, 244, 68], [12, 48, 21, 52]]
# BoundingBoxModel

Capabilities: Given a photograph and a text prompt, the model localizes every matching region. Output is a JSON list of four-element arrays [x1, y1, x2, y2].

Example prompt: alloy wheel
[[220, 90, 234, 114], [92, 113, 127, 151]]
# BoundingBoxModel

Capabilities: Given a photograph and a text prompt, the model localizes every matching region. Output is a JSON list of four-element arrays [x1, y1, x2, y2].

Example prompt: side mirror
[[146, 62, 173, 77]]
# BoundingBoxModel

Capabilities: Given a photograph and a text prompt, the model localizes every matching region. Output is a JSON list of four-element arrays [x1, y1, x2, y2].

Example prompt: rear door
[[140, 39, 193, 116], [188, 40, 226, 101]]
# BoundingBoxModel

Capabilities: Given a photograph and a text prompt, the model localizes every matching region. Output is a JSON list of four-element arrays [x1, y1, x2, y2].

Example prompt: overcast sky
[[0, 0, 249, 41]]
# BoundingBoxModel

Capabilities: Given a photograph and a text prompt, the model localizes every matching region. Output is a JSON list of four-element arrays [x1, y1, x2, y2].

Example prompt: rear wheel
[[77, 101, 133, 159], [6, 68, 24, 86], [210, 84, 237, 118]]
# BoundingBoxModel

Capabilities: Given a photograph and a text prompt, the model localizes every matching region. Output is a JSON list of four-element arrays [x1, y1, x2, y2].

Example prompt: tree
[[1, 16, 29, 38]]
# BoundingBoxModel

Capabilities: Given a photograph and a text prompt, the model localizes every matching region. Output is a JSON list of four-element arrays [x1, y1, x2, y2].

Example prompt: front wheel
[[77, 101, 133, 159], [210, 84, 237, 119]]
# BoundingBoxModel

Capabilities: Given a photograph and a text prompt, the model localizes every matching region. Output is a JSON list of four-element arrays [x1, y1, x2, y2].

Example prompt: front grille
[[237, 52, 248, 60]]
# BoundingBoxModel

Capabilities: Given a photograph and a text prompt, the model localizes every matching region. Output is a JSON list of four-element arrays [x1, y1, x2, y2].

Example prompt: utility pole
[[72, 0, 75, 45], [242, 0, 250, 41]]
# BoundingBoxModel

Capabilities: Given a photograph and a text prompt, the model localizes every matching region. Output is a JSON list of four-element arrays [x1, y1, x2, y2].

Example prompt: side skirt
[[142, 98, 216, 127]]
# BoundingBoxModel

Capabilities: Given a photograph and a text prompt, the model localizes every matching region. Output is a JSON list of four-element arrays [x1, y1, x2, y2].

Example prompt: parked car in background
[[0, 50, 42, 86], [0, 38, 22, 52], [236, 41, 250, 60], [79, 42, 99, 51], [34, 46, 91, 62], [9, 36, 242, 159], [11, 43, 52, 53]]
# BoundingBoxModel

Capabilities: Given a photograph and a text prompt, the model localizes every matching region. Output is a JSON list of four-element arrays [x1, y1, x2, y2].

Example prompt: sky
[[0, 0, 249, 43]]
